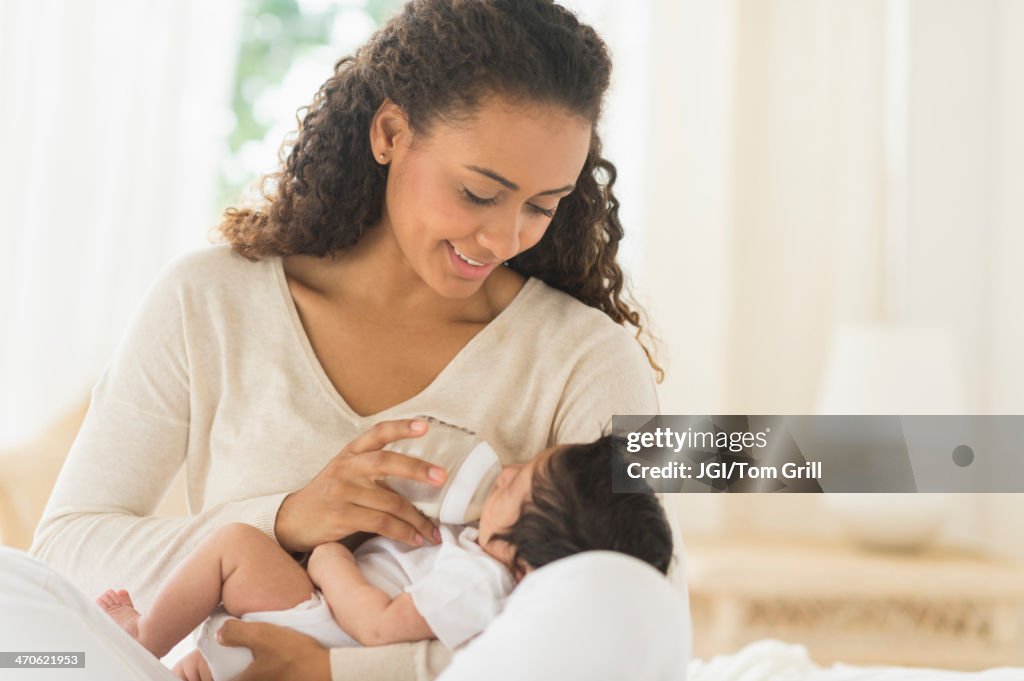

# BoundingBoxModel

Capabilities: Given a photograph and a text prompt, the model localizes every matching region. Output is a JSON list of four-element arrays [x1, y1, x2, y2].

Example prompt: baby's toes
[[95, 589, 114, 609], [111, 589, 135, 609], [95, 588, 133, 613]]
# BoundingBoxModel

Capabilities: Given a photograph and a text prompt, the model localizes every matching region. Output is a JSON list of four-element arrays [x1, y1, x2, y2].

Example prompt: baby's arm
[[308, 542, 434, 646]]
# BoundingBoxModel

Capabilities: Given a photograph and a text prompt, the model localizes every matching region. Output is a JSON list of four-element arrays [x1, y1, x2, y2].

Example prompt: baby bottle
[[385, 416, 502, 524]]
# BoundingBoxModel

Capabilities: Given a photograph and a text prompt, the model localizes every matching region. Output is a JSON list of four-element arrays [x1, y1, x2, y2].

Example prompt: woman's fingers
[[171, 658, 189, 681], [353, 448, 447, 486], [344, 419, 431, 456], [195, 650, 214, 681], [344, 503, 439, 547], [199, 657, 214, 681], [171, 649, 213, 681], [276, 419, 450, 551], [367, 483, 441, 544], [217, 619, 269, 649], [347, 483, 439, 541], [218, 621, 330, 681]]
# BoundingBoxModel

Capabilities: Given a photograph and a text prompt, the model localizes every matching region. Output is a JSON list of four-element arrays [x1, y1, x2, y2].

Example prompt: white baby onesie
[[197, 525, 513, 681]]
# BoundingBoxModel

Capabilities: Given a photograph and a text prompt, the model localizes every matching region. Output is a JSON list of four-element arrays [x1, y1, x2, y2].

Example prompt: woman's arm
[[29, 260, 290, 611], [213, 621, 451, 681], [309, 543, 433, 646], [551, 324, 660, 443], [216, 621, 332, 681], [29, 255, 443, 614]]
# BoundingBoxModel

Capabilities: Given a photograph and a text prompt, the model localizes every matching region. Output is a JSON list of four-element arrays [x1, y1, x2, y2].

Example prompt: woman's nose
[[475, 215, 522, 262]]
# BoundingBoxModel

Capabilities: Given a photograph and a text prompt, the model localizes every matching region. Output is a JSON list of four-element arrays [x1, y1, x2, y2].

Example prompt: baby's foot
[[96, 589, 141, 642]]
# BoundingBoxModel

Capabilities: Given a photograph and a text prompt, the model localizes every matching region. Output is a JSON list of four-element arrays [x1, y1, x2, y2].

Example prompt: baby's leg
[[98, 522, 314, 659]]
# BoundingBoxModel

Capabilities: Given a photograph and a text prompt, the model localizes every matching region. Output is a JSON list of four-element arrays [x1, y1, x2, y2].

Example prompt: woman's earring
[[378, 152, 388, 162]]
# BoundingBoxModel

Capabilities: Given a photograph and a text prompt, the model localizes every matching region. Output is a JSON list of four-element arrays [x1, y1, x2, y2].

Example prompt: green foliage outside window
[[218, 0, 404, 212]]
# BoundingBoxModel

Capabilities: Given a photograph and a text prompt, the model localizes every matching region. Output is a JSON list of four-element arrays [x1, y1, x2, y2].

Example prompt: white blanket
[[689, 640, 1024, 681], [3, 546, 1019, 681]]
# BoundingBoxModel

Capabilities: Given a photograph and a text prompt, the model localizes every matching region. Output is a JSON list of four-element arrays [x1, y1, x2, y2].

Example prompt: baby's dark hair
[[493, 435, 673, 579]]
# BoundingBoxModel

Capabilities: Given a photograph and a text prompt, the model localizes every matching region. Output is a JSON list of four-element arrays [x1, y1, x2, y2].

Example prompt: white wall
[[640, 0, 1024, 557]]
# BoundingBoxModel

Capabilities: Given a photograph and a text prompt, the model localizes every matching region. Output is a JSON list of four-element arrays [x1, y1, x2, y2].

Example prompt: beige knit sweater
[[29, 245, 660, 680]]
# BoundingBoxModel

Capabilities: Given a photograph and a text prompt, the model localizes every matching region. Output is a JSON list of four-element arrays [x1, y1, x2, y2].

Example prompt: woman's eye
[[461, 187, 556, 219], [461, 188, 498, 206], [528, 204, 557, 219]]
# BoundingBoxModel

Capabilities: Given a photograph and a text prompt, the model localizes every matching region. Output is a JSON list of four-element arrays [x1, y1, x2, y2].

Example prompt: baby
[[97, 435, 672, 680]]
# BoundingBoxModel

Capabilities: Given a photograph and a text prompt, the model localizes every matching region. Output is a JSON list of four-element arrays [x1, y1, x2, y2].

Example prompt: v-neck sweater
[[30, 244, 659, 680]]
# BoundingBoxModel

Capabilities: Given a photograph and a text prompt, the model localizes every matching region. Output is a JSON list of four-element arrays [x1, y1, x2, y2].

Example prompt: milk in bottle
[[385, 416, 502, 524]]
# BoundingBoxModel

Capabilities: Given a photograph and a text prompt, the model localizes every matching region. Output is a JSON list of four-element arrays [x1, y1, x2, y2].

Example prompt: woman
[[29, 1, 665, 679]]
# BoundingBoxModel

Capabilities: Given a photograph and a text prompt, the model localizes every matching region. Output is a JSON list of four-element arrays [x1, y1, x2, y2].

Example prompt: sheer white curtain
[[560, 0, 651, 277], [0, 0, 242, 446], [643, 0, 1023, 416], [642, 0, 1023, 552]]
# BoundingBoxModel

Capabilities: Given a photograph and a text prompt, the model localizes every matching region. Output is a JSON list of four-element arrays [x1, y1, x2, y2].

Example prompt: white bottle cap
[[439, 441, 499, 524]]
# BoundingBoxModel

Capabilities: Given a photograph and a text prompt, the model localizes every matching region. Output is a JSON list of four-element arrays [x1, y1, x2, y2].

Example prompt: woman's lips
[[446, 241, 496, 280]]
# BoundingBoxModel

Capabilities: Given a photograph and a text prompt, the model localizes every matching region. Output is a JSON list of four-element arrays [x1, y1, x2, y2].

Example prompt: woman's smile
[[445, 240, 497, 280], [449, 242, 490, 266]]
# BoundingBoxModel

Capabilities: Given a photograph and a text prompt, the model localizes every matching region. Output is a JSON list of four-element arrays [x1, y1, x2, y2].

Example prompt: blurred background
[[1, 0, 1022, 671]]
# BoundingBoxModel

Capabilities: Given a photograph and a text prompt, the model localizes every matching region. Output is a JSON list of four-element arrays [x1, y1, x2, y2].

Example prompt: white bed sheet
[[688, 640, 1024, 681]]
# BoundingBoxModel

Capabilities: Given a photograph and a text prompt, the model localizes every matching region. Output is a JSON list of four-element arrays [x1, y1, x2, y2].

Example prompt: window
[[218, 0, 404, 212]]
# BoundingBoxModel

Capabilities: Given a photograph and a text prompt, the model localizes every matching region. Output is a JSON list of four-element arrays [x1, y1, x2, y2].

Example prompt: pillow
[[438, 550, 691, 681]]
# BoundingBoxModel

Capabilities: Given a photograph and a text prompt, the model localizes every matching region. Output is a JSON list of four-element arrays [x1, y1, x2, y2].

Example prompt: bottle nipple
[[439, 442, 500, 524]]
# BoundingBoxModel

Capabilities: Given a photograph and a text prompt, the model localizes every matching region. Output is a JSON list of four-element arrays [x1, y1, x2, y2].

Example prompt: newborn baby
[[97, 435, 672, 681]]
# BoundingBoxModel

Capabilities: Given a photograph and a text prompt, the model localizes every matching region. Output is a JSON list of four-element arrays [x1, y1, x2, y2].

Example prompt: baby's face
[[477, 445, 562, 565]]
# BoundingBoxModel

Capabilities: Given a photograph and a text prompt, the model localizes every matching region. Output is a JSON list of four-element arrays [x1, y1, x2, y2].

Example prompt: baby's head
[[477, 435, 673, 579]]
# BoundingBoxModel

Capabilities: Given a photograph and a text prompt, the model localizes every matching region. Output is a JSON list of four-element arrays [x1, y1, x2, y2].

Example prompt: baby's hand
[[308, 542, 355, 584]]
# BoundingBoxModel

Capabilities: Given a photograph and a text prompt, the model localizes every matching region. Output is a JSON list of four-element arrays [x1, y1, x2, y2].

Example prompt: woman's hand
[[217, 621, 330, 681], [275, 419, 446, 553], [171, 649, 214, 681]]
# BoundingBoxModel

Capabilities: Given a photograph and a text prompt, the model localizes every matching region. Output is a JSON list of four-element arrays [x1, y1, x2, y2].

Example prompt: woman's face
[[377, 97, 592, 299]]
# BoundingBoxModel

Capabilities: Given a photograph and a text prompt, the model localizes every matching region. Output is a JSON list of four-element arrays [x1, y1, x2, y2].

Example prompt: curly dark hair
[[218, 0, 660, 377], [493, 436, 674, 579]]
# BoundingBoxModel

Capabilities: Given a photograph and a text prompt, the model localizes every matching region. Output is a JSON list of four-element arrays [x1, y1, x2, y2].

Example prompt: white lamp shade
[[817, 324, 965, 550], [816, 324, 967, 415]]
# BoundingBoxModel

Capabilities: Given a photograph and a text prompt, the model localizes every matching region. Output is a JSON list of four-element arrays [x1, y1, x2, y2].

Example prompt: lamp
[[817, 324, 967, 415], [816, 324, 966, 551]]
